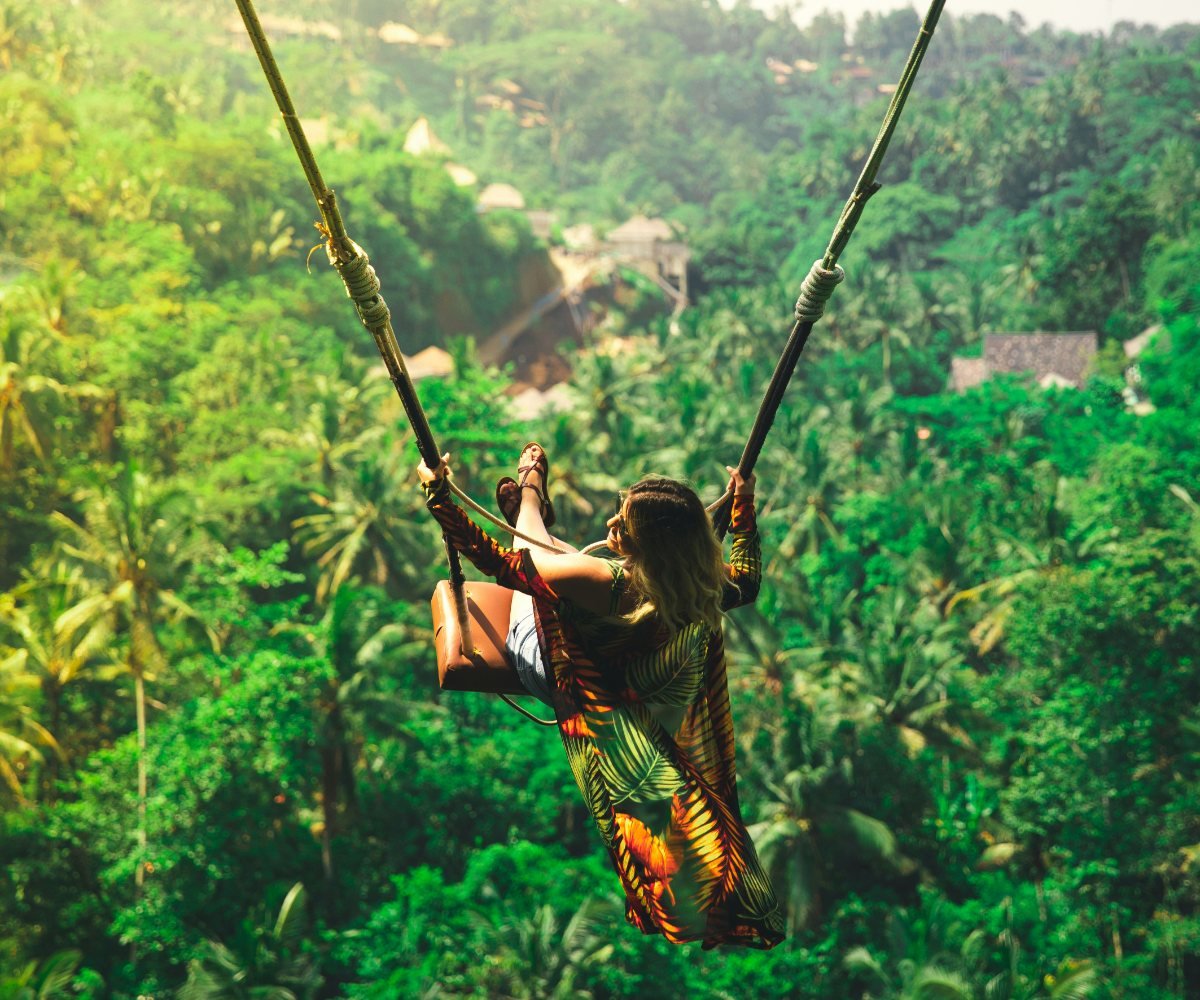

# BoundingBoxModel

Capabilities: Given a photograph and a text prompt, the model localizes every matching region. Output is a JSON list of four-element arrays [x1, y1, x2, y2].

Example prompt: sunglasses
[[613, 492, 627, 534]]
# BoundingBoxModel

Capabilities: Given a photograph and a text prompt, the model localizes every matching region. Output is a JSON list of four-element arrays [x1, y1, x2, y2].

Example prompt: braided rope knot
[[329, 239, 391, 328], [793, 261, 846, 322]]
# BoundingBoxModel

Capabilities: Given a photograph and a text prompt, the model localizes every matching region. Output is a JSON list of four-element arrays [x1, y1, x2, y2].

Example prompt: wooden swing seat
[[430, 580, 526, 694]]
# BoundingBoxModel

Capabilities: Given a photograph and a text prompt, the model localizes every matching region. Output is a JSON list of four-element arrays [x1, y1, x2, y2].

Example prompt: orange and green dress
[[424, 481, 784, 949]]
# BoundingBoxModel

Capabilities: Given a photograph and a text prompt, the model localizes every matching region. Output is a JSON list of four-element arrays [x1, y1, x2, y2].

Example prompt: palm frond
[[272, 882, 308, 951], [909, 965, 976, 1000]]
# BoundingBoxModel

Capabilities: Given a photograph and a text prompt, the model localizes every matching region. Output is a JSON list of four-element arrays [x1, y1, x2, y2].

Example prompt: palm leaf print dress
[[424, 481, 784, 949]]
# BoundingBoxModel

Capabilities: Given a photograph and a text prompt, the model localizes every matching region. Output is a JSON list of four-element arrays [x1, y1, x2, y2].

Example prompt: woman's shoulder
[[533, 551, 622, 612]]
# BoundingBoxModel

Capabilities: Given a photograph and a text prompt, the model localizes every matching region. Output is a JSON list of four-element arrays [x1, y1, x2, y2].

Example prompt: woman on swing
[[418, 443, 784, 949]]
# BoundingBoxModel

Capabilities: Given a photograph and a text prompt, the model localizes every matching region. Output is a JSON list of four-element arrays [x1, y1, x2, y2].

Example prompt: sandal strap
[[514, 442, 555, 528], [519, 481, 547, 503]]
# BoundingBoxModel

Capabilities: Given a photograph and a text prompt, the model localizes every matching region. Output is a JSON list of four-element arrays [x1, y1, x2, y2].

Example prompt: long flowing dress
[[424, 480, 784, 949]]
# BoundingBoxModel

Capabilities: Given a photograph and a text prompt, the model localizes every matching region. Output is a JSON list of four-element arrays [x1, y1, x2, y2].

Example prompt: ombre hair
[[619, 477, 727, 635]]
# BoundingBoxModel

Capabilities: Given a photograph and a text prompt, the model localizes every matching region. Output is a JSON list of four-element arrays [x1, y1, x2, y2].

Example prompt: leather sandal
[[496, 476, 521, 526], [516, 442, 556, 528]]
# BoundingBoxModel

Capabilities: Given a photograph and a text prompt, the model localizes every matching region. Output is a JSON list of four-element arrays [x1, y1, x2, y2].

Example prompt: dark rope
[[232, 0, 472, 644], [712, 0, 945, 538]]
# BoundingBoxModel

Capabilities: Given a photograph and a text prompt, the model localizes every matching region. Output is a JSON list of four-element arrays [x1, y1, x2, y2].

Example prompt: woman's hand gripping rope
[[725, 466, 756, 498], [418, 452, 453, 486]]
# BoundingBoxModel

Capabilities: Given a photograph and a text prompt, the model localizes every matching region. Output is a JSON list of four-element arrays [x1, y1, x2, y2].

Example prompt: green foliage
[[0, 948, 82, 1000], [0, 0, 1198, 996], [1032, 176, 1156, 337], [178, 883, 321, 1000]]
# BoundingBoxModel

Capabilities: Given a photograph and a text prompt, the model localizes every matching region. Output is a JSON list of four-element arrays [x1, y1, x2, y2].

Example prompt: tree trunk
[[320, 739, 337, 887], [131, 665, 147, 967], [135, 667, 147, 892]]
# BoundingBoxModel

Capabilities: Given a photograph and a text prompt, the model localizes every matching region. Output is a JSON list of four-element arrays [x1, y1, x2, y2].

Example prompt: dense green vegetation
[[1, 0, 1198, 995]]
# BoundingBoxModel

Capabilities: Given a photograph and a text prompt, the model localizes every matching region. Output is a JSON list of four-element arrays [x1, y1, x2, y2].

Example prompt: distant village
[[394, 113, 694, 421], [404, 112, 1167, 423], [224, 14, 1157, 421]]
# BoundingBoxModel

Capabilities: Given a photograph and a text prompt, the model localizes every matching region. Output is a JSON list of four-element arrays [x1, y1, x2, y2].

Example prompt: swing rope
[[711, 0, 946, 537]]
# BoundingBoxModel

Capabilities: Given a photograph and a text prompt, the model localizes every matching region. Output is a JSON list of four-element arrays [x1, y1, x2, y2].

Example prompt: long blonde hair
[[619, 477, 727, 635]]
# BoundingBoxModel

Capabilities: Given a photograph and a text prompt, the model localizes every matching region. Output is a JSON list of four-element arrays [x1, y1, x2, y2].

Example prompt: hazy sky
[[760, 0, 1197, 35]]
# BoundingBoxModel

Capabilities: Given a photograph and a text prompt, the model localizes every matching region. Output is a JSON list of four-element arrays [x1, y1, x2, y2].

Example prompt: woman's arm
[[721, 468, 760, 611], [422, 477, 553, 598]]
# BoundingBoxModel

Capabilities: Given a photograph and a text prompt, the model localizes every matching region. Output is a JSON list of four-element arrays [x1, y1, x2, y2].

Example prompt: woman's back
[[560, 561, 714, 713]]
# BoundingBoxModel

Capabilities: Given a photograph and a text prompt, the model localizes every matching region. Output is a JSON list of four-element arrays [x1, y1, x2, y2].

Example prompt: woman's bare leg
[[509, 449, 561, 630], [515, 458, 555, 549]]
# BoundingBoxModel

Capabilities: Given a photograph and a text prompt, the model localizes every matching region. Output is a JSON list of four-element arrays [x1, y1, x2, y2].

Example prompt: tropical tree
[[0, 316, 72, 472], [9, 257, 83, 341], [834, 593, 981, 760], [743, 686, 911, 935], [825, 378, 896, 486], [291, 439, 429, 604], [51, 464, 217, 892], [844, 900, 1100, 1000], [772, 417, 849, 561], [469, 890, 618, 1000], [0, 639, 59, 804], [946, 477, 1116, 655], [0, 948, 82, 1000], [536, 408, 627, 533], [0, 560, 124, 797], [0, 0, 77, 81], [275, 586, 438, 898], [178, 883, 320, 1000], [261, 371, 388, 491]]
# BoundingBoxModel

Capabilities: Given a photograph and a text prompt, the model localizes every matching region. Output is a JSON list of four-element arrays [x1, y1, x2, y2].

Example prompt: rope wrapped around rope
[[793, 260, 846, 322], [328, 240, 391, 328]]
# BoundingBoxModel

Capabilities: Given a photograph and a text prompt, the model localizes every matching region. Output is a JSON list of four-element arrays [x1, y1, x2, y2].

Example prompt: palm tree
[[0, 948, 82, 1000], [773, 417, 848, 560], [828, 377, 896, 485], [0, 560, 124, 798], [260, 370, 387, 490], [15, 257, 83, 340], [0, 310, 108, 473], [928, 253, 1016, 342], [469, 891, 617, 1000], [723, 605, 800, 698], [178, 883, 320, 1000], [291, 440, 430, 604], [946, 478, 1116, 654], [834, 592, 984, 761], [51, 463, 217, 892], [742, 686, 911, 935], [537, 410, 626, 531], [842, 903, 987, 1000], [905, 490, 973, 614], [0, 315, 67, 472], [0, 638, 60, 804], [277, 587, 439, 902], [1169, 483, 1200, 555], [843, 901, 1099, 1000], [563, 347, 658, 475], [0, 0, 52, 73], [1148, 137, 1200, 240]]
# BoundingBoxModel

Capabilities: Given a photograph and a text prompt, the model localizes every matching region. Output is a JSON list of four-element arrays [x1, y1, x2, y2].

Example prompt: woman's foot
[[496, 476, 521, 526], [516, 442, 555, 528]]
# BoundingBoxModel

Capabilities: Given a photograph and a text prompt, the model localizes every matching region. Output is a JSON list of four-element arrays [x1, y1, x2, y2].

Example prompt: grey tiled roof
[[950, 332, 1098, 391], [983, 332, 1097, 386]]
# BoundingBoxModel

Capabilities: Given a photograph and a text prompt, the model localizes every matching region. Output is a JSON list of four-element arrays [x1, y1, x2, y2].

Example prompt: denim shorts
[[506, 611, 553, 705]]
